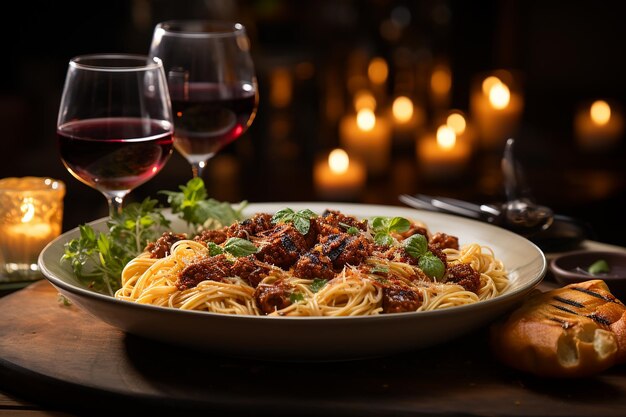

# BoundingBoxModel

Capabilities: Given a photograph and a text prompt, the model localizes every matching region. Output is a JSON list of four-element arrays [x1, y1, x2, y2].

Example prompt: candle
[[574, 99, 624, 152], [445, 110, 476, 146], [390, 95, 426, 145], [339, 108, 392, 176], [314, 149, 366, 201], [430, 62, 452, 114], [416, 125, 471, 180], [470, 72, 524, 149], [0, 177, 65, 284]]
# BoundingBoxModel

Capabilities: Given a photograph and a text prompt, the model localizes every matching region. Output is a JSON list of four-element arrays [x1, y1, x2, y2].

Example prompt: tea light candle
[[390, 95, 426, 144], [339, 108, 392, 176], [574, 100, 624, 152], [446, 110, 476, 146], [417, 125, 471, 180], [0, 177, 65, 283], [470, 74, 524, 149], [314, 149, 366, 200], [430, 62, 452, 111]]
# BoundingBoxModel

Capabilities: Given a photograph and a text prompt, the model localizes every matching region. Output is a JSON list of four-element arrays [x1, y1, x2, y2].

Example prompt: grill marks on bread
[[548, 285, 621, 329]]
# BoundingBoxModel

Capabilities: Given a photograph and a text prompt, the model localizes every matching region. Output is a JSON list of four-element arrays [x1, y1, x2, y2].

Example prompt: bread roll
[[490, 279, 626, 378]]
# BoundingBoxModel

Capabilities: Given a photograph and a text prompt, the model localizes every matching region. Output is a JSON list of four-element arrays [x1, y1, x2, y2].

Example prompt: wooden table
[[2, 241, 626, 417]]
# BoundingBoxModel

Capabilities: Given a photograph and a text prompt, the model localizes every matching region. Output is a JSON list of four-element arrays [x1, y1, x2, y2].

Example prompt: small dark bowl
[[550, 250, 626, 299]]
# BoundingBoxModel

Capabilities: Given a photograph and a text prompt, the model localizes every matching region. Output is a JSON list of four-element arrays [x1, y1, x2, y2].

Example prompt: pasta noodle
[[114, 209, 510, 316]]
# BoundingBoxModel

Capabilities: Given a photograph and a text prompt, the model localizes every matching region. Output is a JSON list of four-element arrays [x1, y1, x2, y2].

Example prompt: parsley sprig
[[160, 177, 247, 229], [61, 178, 246, 295], [61, 198, 170, 295]]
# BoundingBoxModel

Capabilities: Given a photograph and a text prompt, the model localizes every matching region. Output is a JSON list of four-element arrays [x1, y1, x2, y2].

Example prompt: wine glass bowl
[[56, 54, 174, 216], [149, 20, 258, 178]]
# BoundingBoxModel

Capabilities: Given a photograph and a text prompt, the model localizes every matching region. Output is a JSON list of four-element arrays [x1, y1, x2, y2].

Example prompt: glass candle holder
[[0, 177, 65, 288]]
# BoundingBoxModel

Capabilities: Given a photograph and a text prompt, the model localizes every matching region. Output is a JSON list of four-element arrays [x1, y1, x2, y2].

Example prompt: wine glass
[[57, 54, 174, 216], [149, 20, 258, 179]]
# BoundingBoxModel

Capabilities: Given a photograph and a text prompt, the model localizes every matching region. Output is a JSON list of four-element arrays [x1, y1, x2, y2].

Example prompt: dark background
[[2, 0, 625, 246]]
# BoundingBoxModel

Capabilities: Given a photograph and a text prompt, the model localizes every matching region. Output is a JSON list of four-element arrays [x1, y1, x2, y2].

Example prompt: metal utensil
[[399, 138, 554, 238], [500, 138, 554, 236]]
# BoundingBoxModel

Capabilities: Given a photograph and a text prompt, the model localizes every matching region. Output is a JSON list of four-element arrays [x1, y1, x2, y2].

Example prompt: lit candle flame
[[354, 90, 377, 111], [436, 125, 456, 150], [590, 100, 611, 126], [446, 112, 466, 135], [488, 82, 510, 110], [20, 197, 35, 223], [356, 109, 376, 131], [392, 96, 414, 123], [431, 64, 452, 96], [368, 57, 389, 85], [328, 149, 350, 174], [482, 76, 501, 96]]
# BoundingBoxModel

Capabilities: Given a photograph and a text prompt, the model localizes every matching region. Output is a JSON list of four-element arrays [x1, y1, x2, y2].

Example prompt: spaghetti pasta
[[114, 208, 510, 316]]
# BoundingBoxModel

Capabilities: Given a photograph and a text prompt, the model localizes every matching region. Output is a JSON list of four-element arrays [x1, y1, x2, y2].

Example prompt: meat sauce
[[147, 209, 481, 314]]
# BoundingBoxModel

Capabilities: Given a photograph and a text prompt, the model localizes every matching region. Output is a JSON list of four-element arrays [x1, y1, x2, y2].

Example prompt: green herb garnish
[[61, 197, 170, 295], [588, 259, 610, 275], [61, 178, 247, 295], [339, 222, 360, 235], [290, 292, 306, 303], [159, 177, 247, 229], [310, 278, 328, 293], [371, 216, 410, 246], [418, 252, 446, 280], [271, 208, 317, 235]]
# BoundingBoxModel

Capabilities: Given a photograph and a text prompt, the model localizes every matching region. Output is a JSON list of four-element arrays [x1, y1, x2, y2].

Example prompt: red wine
[[57, 118, 173, 192], [169, 82, 257, 162]]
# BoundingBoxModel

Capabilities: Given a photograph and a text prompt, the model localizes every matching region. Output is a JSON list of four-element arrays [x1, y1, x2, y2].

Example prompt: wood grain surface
[[1, 280, 626, 417]]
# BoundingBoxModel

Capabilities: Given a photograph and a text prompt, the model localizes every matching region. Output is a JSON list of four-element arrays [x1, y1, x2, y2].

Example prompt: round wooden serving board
[[1, 280, 626, 416]]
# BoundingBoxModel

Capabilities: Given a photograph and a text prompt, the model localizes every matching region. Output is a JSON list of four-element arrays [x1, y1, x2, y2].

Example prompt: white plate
[[38, 202, 546, 361]]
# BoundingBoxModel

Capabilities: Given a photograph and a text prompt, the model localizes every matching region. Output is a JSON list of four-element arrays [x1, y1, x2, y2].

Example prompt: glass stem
[[105, 192, 127, 217], [191, 160, 207, 178]]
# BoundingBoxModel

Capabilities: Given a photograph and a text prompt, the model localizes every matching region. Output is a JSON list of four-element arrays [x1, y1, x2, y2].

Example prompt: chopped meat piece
[[177, 254, 233, 290], [293, 251, 335, 280], [227, 213, 274, 239], [446, 263, 481, 293], [314, 210, 367, 237], [382, 285, 423, 313], [193, 228, 228, 245], [145, 232, 186, 259], [257, 224, 309, 269], [384, 246, 419, 266], [319, 233, 373, 269], [429, 232, 459, 250], [254, 282, 292, 314], [231, 255, 271, 287]]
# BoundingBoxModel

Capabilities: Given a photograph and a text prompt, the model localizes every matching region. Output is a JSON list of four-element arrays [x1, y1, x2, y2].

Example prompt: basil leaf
[[310, 278, 327, 293], [207, 242, 224, 256], [374, 232, 394, 247], [388, 217, 410, 233], [371, 216, 386, 230], [588, 259, 610, 274], [403, 234, 428, 259], [293, 215, 311, 235], [418, 251, 445, 280], [271, 208, 295, 224], [223, 238, 258, 257], [272, 208, 317, 235]]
